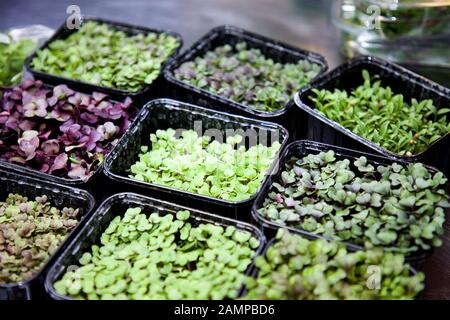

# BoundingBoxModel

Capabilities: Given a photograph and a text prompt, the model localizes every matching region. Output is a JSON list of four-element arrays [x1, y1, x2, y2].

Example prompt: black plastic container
[[45, 192, 266, 300], [163, 25, 327, 132], [242, 235, 421, 300], [295, 55, 450, 177], [252, 140, 450, 264], [0, 84, 138, 198], [0, 166, 95, 300], [25, 17, 183, 104], [103, 98, 289, 220]]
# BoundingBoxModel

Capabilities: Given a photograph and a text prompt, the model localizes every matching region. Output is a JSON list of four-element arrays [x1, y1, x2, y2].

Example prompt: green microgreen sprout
[[243, 229, 425, 300], [258, 150, 449, 254], [174, 41, 321, 112], [0, 193, 80, 284], [0, 36, 36, 87], [54, 207, 260, 300], [309, 70, 450, 156], [31, 21, 180, 92], [129, 129, 281, 201]]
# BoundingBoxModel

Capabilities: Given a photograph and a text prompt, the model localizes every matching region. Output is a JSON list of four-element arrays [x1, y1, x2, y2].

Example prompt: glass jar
[[332, 0, 450, 68]]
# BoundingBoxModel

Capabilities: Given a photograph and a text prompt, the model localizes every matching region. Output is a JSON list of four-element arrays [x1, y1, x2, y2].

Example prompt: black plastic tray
[[103, 98, 289, 220], [294, 55, 450, 177], [0, 83, 138, 197], [24, 17, 183, 104], [163, 25, 327, 131], [251, 140, 450, 264], [0, 165, 95, 300], [44, 192, 266, 300], [242, 234, 420, 300]]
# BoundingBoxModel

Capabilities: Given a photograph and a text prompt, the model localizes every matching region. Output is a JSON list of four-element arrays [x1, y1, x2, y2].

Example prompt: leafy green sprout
[[258, 150, 449, 254], [309, 70, 450, 156], [174, 41, 321, 112], [243, 229, 425, 300], [0, 193, 79, 284], [129, 129, 281, 201], [31, 21, 180, 92], [0, 37, 36, 86], [54, 207, 260, 300]]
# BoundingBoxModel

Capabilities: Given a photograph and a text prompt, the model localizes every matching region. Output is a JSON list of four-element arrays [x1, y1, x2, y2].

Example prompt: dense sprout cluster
[[0, 37, 36, 87], [0, 80, 133, 180], [0, 193, 79, 284], [31, 21, 180, 92], [258, 151, 449, 254], [174, 42, 321, 112], [54, 208, 260, 300], [309, 70, 450, 156], [129, 129, 281, 201], [243, 230, 425, 300]]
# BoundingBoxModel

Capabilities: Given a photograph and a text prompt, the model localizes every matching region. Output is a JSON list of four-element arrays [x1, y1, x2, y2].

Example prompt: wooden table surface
[[1, 0, 449, 299]]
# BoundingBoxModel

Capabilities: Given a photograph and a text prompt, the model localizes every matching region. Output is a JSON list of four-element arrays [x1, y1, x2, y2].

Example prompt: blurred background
[[1, 0, 448, 86], [0, 0, 340, 65]]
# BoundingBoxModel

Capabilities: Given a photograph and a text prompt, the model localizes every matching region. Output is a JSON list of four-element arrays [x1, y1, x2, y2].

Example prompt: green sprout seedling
[[243, 229, 425, 300], [31, 21, 180, 92], [54, 207, 260, 300], [258, 150, 449, 254], [129, 129, 280, 202], [309, 70, 450, 156], [0, 37, 36, 86], [175, 42, 321, 112], [0, 193, 79, 284]]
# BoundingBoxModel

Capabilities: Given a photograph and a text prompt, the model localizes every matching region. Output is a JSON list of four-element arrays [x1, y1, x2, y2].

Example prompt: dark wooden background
[[1, 0, 449, 299]]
